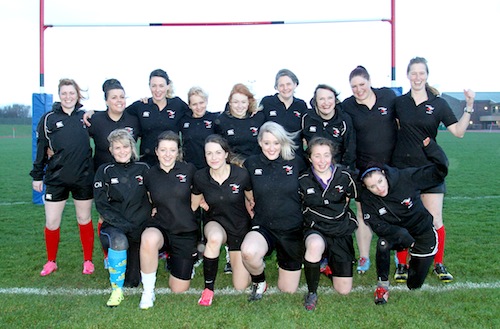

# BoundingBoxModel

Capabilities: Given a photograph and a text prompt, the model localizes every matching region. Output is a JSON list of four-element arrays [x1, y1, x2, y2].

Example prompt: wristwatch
[[464, 107, 474, 114]]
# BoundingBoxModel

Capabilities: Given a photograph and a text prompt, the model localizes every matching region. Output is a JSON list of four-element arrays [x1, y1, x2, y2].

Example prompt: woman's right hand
[[32, 181, 44, 192], [82, 110, 95, 127]]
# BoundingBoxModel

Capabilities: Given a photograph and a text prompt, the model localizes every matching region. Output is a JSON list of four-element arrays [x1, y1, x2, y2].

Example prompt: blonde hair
[[258, 121, 297, 161], [107, 129, 139, 161]]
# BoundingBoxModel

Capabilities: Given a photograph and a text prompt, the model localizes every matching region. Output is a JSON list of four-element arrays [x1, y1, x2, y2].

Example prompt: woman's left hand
[[463, 89, 475, 107]]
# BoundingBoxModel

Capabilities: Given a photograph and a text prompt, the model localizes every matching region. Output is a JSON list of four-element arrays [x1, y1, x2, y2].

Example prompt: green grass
[[0, 127, 499, 328]]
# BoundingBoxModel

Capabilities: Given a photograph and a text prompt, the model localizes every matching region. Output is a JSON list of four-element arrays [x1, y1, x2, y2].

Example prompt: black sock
[[250, 271, 266, 284], [203, 256, 219, 291], [304, 260, 321, 294]]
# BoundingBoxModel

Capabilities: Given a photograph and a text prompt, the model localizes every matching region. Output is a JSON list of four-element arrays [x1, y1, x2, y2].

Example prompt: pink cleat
[[82, 260, 95, 275], [40, 261, 58, 276]]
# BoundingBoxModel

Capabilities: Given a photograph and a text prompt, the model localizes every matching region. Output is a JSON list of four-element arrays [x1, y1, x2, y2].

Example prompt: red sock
[[435, 226, 446, 265], [44, 227, 60, 262], [397, 249, 408, 266], [97, 221, 108, 259], [79, 221, 94, 262]]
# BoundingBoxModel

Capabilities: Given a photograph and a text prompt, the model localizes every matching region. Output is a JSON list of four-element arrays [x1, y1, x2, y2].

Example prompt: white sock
[[225, 245, 230, 263], [141, 271, 157, 293]]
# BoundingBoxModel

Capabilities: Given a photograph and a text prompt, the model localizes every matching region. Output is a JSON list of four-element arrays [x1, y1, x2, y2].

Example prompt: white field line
[[1, 281, 499, 296], [1, 195, 499, 207]]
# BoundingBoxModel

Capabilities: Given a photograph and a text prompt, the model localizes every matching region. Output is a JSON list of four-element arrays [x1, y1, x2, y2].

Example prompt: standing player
[[241, 121, 306, 301], [139, 131, 198, 309], [214, 83, 266, 161], [192, 134, 254, 306], [260, 69, 308, 159], [359, 137, 449, 304], [94, 129, 151, 307], [392, 57, 475, 283], [299, 137, 358, 311], [341, 66, 398, 275], [30, 78, 95, 276], [302, 84, 356, 168]]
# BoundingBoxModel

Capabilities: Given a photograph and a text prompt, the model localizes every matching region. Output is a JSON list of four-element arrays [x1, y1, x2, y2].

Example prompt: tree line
[[0, 104, 31, 118]]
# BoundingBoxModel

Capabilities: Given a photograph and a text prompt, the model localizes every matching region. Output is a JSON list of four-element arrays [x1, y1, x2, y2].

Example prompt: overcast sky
[[0, 0, 498, 111]]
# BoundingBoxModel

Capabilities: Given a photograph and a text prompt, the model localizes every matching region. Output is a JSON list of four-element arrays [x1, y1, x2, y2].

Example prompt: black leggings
[[100, 226, 141, 287], [376, 236, 433, 289]]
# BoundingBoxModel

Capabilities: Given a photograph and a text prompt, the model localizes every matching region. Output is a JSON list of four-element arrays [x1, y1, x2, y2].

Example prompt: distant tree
[[0, 104, 31, 118]]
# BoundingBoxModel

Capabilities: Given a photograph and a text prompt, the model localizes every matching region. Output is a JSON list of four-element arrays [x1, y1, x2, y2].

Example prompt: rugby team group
[[30, 57, 476, 310]]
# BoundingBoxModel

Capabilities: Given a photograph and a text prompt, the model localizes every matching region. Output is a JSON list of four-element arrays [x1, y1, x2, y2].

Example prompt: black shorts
[[304, 229, 355, 277], [421, 182, 446, 194], [226, 231, 245, 252], [44, 183, 93, 202], [409, 227, 438, 258], [145, 223, 197, 280], [250, 225, 304, 271]]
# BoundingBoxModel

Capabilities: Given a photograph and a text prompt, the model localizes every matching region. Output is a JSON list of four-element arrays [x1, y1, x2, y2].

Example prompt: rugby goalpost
[[33, 0, 398, 204]]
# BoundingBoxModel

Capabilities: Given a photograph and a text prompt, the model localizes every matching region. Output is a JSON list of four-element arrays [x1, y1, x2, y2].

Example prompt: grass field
[[0, 125, 499, 328]]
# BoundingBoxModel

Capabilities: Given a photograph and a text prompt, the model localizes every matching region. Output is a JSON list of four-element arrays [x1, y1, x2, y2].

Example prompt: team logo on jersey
[[250, 127, 259, 136], [143, 111, 150, 118], [135, 175, 144, 185], [94, 181, 103, 188], [283, 165, 293, 175], [363, 213, 370, 220], [331, 127, 341, 138], [401, 197, 413, 208], [335, 185, 344, 193], [183, 122, 190, 128], [176, 174, 187, 183], [379, 107, 388, 115], [294, 111, 301, 118], [309, 126, 317, 133], [378, 207, 387, 215], [56, 121, 64, 128], [167, 110, 176, 119], [254, 168, 263, 176], [269, 110, 277, 117], [204, 120, 213, 129], [306, 188, 315, 194], [229, 183, 240, 194], [227, 129, 235, 136], [425, 105, 434, 115], [111, 177, 119, 184]]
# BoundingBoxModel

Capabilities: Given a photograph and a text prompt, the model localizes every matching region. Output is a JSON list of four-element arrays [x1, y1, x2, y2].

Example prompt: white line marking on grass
[[1, 281, 499, 296], [446, 195, 500, 200]]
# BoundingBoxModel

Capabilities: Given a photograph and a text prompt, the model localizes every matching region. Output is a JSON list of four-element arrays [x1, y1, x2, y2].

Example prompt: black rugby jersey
[[341, 87, 397, 170], [88, 110, 141, 168], [30, 102, 93, 186]]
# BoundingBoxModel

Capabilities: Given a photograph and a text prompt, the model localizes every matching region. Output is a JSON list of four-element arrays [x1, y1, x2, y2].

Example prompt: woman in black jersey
[[359, 137, 448, 305], [89, 79, 141, 169], [192, 135, 254, 306], [180, 86, 219, 170], [94, 129, 151, 307], [302, 84, 356, 168], [31, 79, 95, 277], [299, 137, 358, 311], [260, 69, 308, 159], [392, 57, 475, 283], [214, 83, 266, 161], [89, 79, 141, 273], [241, 121, 306, 301], [341, 66, 398, 275], [139, 131, 197, 309]]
